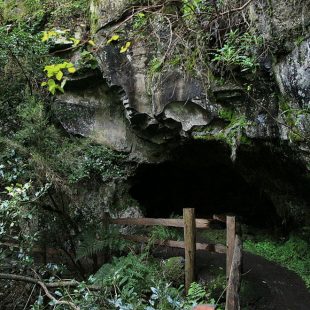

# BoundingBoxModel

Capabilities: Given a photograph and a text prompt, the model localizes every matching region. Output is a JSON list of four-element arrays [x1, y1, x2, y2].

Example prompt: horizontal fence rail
[[109, 217, 212, 229], [121, 235, 227, 254], [105, 210, 242, 309]]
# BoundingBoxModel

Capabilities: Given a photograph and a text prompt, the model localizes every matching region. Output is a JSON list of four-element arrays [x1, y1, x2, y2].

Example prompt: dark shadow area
[[129, 140, 281, 228]]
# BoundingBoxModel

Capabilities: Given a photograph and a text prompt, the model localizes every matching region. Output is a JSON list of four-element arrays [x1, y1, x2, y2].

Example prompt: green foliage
[[67, 144, 127, 183], [133, 12, 148, 30], [0, 149, 27, 183], [41, 29, 71, 43], [0, 0, 44, 24], [3, 93, 127, 184], [149, 225, 181, 243], [205, 271, 226, 307], [195, 108, 251, 158], [0, 181, 49, 266], [200, 229, 226, 245], [78, 50, 99, 70], [76, 226, 130, 261], [95, 252, 160, 296], [181, 0, 207, 16], [13, 97, 58, 148], [0, 0, 89, 27], [106, 276, 212, 310], [279, 96, 309, 142], [0, 25, 48, 132], [212, 30, 263, 72], [161, 257, 184, 286], [46, 0, 89, 26], [217, 110, 250, 147], [148, 57, 163, 75], [186, 282, 207, 306], [42, 61, 76, 94], [245, 235, 310, 288]]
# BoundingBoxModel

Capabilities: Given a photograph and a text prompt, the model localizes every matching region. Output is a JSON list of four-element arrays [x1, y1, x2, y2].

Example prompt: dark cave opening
[[129, 141, 282, 228]]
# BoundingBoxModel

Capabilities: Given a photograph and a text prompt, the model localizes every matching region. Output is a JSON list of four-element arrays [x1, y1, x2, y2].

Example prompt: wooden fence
[[105, 208, 242, 310]]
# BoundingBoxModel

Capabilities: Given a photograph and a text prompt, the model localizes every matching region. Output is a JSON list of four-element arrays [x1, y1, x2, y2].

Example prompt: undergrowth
[[93, 251, 223, 310]]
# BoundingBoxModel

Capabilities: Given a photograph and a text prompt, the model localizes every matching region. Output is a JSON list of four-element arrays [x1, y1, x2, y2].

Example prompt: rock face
[[55, 0, 310, 225], [275, 39, 310, 107], [249, 0, 309, 54], [55, 74, 132, 151], [274, 39, 310, 139], [62, 0, 310, 152]]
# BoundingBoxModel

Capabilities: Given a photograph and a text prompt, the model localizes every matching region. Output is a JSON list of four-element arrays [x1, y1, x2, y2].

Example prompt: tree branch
[[0, 273, 100, 290]]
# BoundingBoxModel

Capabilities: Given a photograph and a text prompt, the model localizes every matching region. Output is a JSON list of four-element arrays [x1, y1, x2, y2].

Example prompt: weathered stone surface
[[90, 0, 133, 30], [54, 75, 170, 163], [94, 37, 214, 144], [274, 38, 310, 140], [56, 0, 310, 152], [249, 0, 310, 53], [55, 0, 310, 224], [54, 76, 131, 151], [274, 38, 310, 107], [72, 179, 142, 224], [57, 0, 309, 150]]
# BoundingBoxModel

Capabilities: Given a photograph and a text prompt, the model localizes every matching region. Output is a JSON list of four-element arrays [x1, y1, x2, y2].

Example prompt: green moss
[[194, 109, 251, 149], [218, 107, 235, 122]]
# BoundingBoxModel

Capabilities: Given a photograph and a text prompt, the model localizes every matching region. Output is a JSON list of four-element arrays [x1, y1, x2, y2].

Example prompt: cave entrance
[[129, 141, 280, 228]]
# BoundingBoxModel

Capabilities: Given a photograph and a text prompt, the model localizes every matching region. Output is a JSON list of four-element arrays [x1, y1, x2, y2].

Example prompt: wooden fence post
[[226, 216, 236, 280], [225, 234, 242, 310], [183, 208, 196, 293]]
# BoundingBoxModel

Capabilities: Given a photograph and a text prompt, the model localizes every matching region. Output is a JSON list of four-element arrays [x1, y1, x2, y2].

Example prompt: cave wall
[[54, 0, 310, 226]]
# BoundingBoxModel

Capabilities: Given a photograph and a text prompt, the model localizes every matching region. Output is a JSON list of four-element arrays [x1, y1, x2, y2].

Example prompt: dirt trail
[[155, 247, 310, 310]]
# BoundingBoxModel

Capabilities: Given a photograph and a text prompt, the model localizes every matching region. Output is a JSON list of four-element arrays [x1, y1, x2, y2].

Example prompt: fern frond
[[76, 225, 130, 261]]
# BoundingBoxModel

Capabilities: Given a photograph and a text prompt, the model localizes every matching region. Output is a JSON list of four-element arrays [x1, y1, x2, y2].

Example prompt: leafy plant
[[120, 41, 131, 53], [0, 181, 49, 266], [161, 257, 185, 287], [41, 29, 70, 43], [67, 144, 127, 183], [185, 282, 208, 307], [107, 35, 120, 44], [148, 57, 163, 75], [78, 50, 98, 70], [41, 61, 76, 94], [76, 226, 130, 261], [212, 30, 263, 72], [94, 252, 160, 297], [133, 12, 147, 29], [149, 225, 181, 243], [182, 0, 207, 16]]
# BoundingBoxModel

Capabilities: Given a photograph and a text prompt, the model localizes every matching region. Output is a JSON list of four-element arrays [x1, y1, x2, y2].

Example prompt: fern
[[185, 282, 208, 307], [76, 226, 129, 261], [94, 253, 159, 296], [149, 225, 181, 243]]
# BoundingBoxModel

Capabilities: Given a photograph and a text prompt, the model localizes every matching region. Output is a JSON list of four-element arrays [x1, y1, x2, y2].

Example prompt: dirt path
[[155, 247, 310, 309]]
